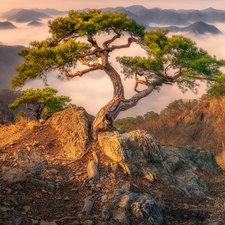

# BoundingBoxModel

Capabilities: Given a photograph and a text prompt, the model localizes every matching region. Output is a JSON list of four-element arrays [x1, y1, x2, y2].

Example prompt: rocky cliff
[[0, 107, 224, 224]]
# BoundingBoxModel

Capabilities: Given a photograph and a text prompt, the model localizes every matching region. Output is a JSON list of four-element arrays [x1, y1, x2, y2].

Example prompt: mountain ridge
[[7, 9, 51, 23]]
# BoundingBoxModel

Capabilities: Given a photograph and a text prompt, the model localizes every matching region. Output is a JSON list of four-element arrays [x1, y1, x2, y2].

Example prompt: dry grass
[[215, 142, 225, 170], [0, 117, 38, 147]]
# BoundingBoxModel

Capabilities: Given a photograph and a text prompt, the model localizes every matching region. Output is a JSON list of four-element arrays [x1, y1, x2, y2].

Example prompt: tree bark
[[90, 49, 159, 139], [91, 84, 156, 139]]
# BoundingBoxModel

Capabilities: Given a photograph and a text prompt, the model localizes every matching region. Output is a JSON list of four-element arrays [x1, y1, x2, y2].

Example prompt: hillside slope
[[0, 45, 24, 89], [117, 96, 225, 168]]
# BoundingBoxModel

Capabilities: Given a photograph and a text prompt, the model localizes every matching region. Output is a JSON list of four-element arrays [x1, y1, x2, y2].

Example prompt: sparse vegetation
[[8, 87, 75, 121], [207, 74, 225, 97], [10, 10, 225, 139], [14, 111, 25, 122], [0, 117, 38, 147]]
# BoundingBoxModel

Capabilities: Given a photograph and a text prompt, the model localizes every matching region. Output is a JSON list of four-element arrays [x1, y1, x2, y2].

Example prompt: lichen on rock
[[98, 130, 221, 197], [47, 107, 94, 159]]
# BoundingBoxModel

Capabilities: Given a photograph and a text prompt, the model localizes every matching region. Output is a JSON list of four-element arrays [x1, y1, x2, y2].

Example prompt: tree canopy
[[8, 87, 74, 120], [10, 9, 225, 138]]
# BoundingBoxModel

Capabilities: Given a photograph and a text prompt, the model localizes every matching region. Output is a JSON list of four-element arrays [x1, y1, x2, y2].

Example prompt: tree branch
[[148, 69, 165, 78], [25, 103, 36, 112], [55, 64, 101, 77], [173, 66, 184, 79], [134, 70, 151, 92], [102, 33, 120, 48], [109, 37, 134, 51], [186, 76, 216, 82], [88, 37, 100, 49], [78, 58, 103, 68]]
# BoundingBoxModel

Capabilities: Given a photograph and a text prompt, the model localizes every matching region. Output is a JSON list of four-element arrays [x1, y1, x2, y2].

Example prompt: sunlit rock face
[[47, 107, 94, 159], [1, 166, 26, 183], [98, 130, 221, 197]]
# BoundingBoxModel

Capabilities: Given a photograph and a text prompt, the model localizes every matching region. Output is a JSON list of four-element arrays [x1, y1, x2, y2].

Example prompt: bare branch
[[147, 69, 165, 78], [109, 37, 134, 51], [25, 103, 36, 112], [56, 66, 101, 77], [87, 37, 100, 48], [79, 58, 103, 68], [134, 70, 151, 93], [103, 33, 120, 48], [186, 76, 216, 82], [173, 66, 184, 78]]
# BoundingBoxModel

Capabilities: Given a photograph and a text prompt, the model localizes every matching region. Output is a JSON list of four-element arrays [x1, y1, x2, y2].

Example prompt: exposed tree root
[[81, 151, 99, 189], [77, 193, 100, 216]]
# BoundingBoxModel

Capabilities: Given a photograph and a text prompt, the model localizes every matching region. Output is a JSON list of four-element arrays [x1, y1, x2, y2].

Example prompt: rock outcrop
[[107, 189, 163, 225], [1, 166, 26, 183], [15, 149, 49, 174], [98, 130, 221, 197], [47, 107, 94, 159], [0, 103, 14, 125]]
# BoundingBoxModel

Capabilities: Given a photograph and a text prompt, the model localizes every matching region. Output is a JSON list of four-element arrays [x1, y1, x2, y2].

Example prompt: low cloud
[[1, 17, 225, 118]]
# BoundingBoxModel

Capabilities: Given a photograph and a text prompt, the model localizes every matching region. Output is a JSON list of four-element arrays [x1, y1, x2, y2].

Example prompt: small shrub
[[119, 125, 127, 130], [14, 111, 25, 122], [207, 75, 225, 98], [204, 101, 210, 108]]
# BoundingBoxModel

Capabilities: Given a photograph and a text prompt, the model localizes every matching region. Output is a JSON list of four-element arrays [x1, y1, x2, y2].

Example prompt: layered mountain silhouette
[[0, 8, 23, 19], [2, 6, 225, 26], [150, 21, 221, 35], [101, 5, 225, 26], [30, 8, 68, 15], [0, 45, 24, 89], [0, 21, 16, 30], [27, 20, 44, 27], [7, 9, 51, 23]]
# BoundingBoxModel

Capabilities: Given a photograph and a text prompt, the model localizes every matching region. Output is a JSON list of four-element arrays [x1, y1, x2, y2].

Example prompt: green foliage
[[119, 125, 128, 130], [207, 75, 225, 97], [14, 111, 25, 122], [117, 30, 225, 93], [11, 10, 145, 90], [114, 116, 143, 128], [166, 99, 184, 110], [165, 99, 198, 111], [143, 111, 159, 121], [203, 101, 210, 108], [8, 87, 74, 120]]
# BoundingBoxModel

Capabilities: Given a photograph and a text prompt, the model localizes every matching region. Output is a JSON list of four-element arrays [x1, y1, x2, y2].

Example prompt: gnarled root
[[81, 151, 99, 189], [78, 193, 99, 216]]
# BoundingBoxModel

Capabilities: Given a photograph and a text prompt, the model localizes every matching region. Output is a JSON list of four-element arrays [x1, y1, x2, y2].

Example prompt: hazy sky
[[1, 0, 225, 13], [1, 1, 225, 118]]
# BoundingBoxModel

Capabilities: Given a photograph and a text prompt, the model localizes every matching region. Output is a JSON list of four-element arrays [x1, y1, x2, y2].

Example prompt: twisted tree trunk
[[90, 50, 159, 139], [90, 63, 156, 139]]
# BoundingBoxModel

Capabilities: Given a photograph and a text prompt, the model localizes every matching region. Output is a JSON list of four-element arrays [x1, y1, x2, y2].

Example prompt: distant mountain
[[0, 21, 16, 30], [3, 6, 225, 27], [201, 7, 225, 13], [114, 8, 150, 29], [136, 8, 190, 25], [124, 5, 147, 14], [150, 21, 221, 35], [0, 8, 23, 19], [27, 20, 44, 27], [180, 10, 225, 23], [31, 8, 69, 15], [100, 5, 225, 26], [183, 21, 221, 35], [7, 9, 51, 23], [0, 45, 24, 89]]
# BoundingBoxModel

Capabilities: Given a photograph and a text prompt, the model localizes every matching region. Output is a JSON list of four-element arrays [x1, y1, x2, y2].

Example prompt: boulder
[[98, 131, 221, 197], [1, 166, 26, 183], [108, 189, 163, 225], [15, 149, 49, 174], [47, 107, 94, 158], [98, 130, 164, 176]]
